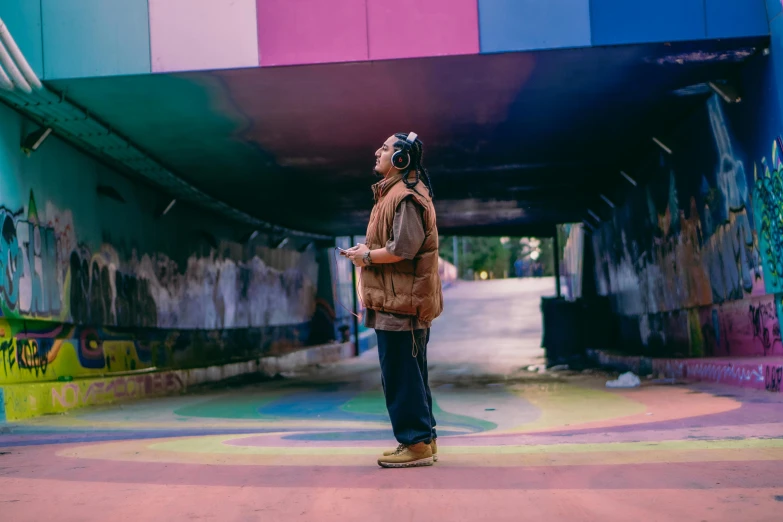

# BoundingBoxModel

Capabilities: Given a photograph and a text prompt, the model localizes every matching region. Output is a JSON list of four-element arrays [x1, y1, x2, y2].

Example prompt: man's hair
[[394, 132, 434, 198]]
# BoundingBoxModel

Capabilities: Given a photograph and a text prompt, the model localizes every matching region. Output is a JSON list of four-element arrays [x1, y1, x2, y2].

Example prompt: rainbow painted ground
[[1, 280, 782, 521]]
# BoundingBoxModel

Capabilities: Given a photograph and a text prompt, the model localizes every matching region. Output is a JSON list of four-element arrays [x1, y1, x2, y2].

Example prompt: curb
[[587, 349, 783, 392]]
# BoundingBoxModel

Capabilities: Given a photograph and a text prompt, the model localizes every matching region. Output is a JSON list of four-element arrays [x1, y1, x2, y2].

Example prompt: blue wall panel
[[706, 0, 769, 38], [478, 0, 591, 53], [41, 0, 150, 80], [0, 0, 44, 78], [591, 0, 706, 46], [0, 387, 5, 423], [766, 0, 782, 21]]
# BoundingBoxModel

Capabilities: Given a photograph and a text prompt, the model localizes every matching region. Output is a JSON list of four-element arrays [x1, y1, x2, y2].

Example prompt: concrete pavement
[[1, 278, 782, 521]]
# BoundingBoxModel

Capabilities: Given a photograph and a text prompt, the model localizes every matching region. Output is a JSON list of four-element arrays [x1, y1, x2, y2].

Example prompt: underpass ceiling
[[47, 37, 766, 237]]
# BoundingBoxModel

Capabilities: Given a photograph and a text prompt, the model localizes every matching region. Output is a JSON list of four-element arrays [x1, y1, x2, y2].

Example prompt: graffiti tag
[[51, 372, 183, 409], [0, 338, 56, 378], [655, 359, 765, 387], [766, 365, 782, 392], [749, 301, 782, 354], [0, 201, 60, 317]]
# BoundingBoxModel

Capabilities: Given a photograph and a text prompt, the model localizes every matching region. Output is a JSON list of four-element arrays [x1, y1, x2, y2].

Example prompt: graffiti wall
[[0, 100, 317, 385], [0, 189, 315, 330], [591, 55, 783, 359]]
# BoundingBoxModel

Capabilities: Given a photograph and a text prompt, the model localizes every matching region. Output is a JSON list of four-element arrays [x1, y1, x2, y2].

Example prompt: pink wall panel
[[257, 0, 368, 66], [367, 0, 480, 60], [699, 296, 783, 358], [149, 0, 259, 73]]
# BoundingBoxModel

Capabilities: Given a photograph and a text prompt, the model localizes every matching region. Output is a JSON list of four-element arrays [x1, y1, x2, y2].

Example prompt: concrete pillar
[[553, 229, 562, 298], [452, 236, 459, 277], [462, 237, 467, 280]]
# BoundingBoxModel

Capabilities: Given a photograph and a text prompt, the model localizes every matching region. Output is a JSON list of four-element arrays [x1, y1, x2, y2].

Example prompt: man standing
[[345, 132, 443, 468]]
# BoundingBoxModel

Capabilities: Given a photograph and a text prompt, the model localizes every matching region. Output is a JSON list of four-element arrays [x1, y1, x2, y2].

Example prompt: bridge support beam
[[553, 227, 561, 298]]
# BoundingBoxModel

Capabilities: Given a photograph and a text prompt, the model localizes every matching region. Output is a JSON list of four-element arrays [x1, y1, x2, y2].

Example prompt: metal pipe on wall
[[0, 37, 31, 93], [350, 235, 360, 357], [0, 18, 41, 91], [0, 58, 13, 91]]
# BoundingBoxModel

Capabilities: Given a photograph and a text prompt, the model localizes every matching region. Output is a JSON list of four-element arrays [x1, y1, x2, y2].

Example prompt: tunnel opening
[[332, 233, 568, 365]]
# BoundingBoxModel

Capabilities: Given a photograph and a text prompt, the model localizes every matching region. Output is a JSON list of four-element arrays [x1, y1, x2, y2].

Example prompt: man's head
[[373, 132, 434, 197], [374, 133, 421, 177]]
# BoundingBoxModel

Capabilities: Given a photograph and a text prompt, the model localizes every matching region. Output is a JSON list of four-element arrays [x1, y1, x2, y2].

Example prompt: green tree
[[438, 236, 510, 279], [439, 233, 567, 280]]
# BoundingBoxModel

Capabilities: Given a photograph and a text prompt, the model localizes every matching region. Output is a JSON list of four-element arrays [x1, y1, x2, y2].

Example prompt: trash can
[[579, 295, 616, 352], [540, 296, 585, 367]]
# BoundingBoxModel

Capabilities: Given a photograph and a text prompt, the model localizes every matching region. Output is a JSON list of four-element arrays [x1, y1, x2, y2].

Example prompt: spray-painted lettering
[[765, 365, 783, 392], [51, 372, 184, 409]]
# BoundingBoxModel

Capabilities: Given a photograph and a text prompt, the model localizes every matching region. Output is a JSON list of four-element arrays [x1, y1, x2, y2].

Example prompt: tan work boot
[[383, 443, 405, 457], [384, 439, 438, 462], [378, 442, 433, 468]]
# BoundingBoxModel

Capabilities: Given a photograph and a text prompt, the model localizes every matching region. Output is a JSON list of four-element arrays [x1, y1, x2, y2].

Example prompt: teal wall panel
[[41, 0, 151, 79]]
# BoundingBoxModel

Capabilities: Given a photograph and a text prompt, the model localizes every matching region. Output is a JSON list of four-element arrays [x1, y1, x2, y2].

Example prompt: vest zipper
[[389, 271, 396, 297]]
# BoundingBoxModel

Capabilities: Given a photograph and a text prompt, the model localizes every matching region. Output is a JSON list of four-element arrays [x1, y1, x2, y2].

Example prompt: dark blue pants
[[376, 328, 437, 445]]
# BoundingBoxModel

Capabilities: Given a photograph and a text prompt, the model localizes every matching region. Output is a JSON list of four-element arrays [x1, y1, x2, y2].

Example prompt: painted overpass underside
[[38, 38, 765, 237]]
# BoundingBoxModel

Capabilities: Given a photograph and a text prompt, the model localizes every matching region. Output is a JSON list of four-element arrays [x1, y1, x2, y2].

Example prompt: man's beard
[[372, 167, 383, 178]]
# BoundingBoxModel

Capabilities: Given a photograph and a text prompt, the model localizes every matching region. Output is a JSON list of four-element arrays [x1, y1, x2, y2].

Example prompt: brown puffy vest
[[360, 173, 443, 323]]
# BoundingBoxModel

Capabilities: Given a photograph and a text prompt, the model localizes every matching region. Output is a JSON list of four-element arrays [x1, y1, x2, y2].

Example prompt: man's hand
[[344, 244, 404, 267], [347, 243, 370, 267]]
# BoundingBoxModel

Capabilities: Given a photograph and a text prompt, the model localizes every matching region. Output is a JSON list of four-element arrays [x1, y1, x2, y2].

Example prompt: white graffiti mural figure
[[0, 192, 317, 329], [708, 94, 749, 217]]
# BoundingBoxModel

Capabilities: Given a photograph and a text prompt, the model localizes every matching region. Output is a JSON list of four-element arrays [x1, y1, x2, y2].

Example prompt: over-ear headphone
[[391, 132, 418, 171]]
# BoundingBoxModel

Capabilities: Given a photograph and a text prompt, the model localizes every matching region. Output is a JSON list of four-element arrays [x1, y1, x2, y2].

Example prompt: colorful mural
[[591, 87, 783, 358], [0, 317, 313, 386], [11, 0, 767, 80], [0, 190, 315, 329], [0, 189, 318, 385], [753, 136, 783, 294], [0, 99, 318, 386]]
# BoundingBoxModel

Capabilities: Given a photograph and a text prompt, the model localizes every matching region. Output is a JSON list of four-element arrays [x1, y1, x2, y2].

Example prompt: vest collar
[[371, 171, 404, 201]]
